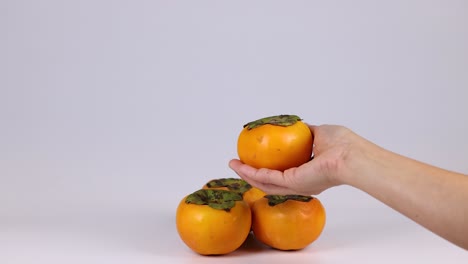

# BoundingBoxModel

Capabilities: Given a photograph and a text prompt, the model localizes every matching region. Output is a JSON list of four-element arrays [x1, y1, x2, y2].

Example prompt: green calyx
[[265, 194, 313, 206], [185, 189, 243, 212], [243, 114, 302, 130], [205, 178, 252, 195]]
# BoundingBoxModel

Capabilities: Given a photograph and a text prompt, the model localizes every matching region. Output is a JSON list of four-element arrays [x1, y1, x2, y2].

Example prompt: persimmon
[[237, 114, 313, 171], [251, 194, 326, 250], [203, 178, 266, 208], [176, 189, 251, 255]]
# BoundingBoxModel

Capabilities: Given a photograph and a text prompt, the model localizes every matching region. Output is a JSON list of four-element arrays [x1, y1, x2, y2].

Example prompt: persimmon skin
[[176, 195, 251, 255], [251, 196, 326, 251], [237, 119, 313, 171], [242, 186, 266, 208], [203, 178, 266, 208]]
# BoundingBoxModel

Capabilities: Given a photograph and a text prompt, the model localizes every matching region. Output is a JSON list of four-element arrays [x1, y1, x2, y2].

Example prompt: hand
[[229, 125, 359, 195], [230, 123, 468, 249]]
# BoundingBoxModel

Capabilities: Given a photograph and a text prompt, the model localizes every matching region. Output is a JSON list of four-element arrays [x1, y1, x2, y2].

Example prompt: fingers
[[228, 159, 301, 195], [306, 124, 317, 148], [228, 159, 256, 179], [229, 159, 287, 187]]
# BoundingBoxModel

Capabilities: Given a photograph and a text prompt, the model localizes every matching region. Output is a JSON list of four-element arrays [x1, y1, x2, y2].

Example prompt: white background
[[1, 0, 468, 263]]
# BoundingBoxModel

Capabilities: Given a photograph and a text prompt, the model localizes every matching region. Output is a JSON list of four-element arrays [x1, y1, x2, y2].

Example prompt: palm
[[229, 125, 355, 196]]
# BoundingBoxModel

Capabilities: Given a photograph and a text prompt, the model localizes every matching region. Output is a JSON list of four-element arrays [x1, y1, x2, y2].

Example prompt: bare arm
[[229, 125, 468, 250], [344, 134, 468, 249]]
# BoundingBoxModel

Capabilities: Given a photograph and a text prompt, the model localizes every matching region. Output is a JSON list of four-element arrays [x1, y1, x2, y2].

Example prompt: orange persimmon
[[176, 189, 251, 255], [251, 194, 326, 250], [237, 114, 313, 171]]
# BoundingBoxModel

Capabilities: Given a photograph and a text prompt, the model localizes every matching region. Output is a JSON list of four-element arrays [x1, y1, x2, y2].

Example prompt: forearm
[[342, 139, 468, 250]]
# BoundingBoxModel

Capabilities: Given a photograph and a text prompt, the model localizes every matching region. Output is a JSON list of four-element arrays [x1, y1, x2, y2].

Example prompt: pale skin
[[229, 125, 468, 250]]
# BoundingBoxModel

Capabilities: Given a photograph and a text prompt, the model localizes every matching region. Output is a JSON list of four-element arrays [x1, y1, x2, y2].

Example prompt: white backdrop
[[1, 0, 468, 263]]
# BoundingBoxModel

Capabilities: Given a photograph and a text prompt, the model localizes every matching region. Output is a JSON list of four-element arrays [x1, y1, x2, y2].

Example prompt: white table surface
[[1, 187, 467, 264]]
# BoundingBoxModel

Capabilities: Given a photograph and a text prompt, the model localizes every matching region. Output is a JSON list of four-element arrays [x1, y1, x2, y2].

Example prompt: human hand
[[232, 123, 468, 250], [229, 125, 359, 195]]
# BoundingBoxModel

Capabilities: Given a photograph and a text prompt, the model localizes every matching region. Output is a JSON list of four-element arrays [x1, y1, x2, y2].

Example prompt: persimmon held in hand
[[237, 115, 313, 171]]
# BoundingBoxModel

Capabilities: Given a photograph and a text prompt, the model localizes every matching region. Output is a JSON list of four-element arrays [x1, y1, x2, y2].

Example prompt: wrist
[[336, 133, 389, 188]]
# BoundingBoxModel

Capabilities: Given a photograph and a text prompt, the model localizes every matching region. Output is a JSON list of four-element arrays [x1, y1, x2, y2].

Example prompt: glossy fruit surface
[[237, 115, 313, 171], [176, 189, 251, 255], [251, 194, 326, 250]]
